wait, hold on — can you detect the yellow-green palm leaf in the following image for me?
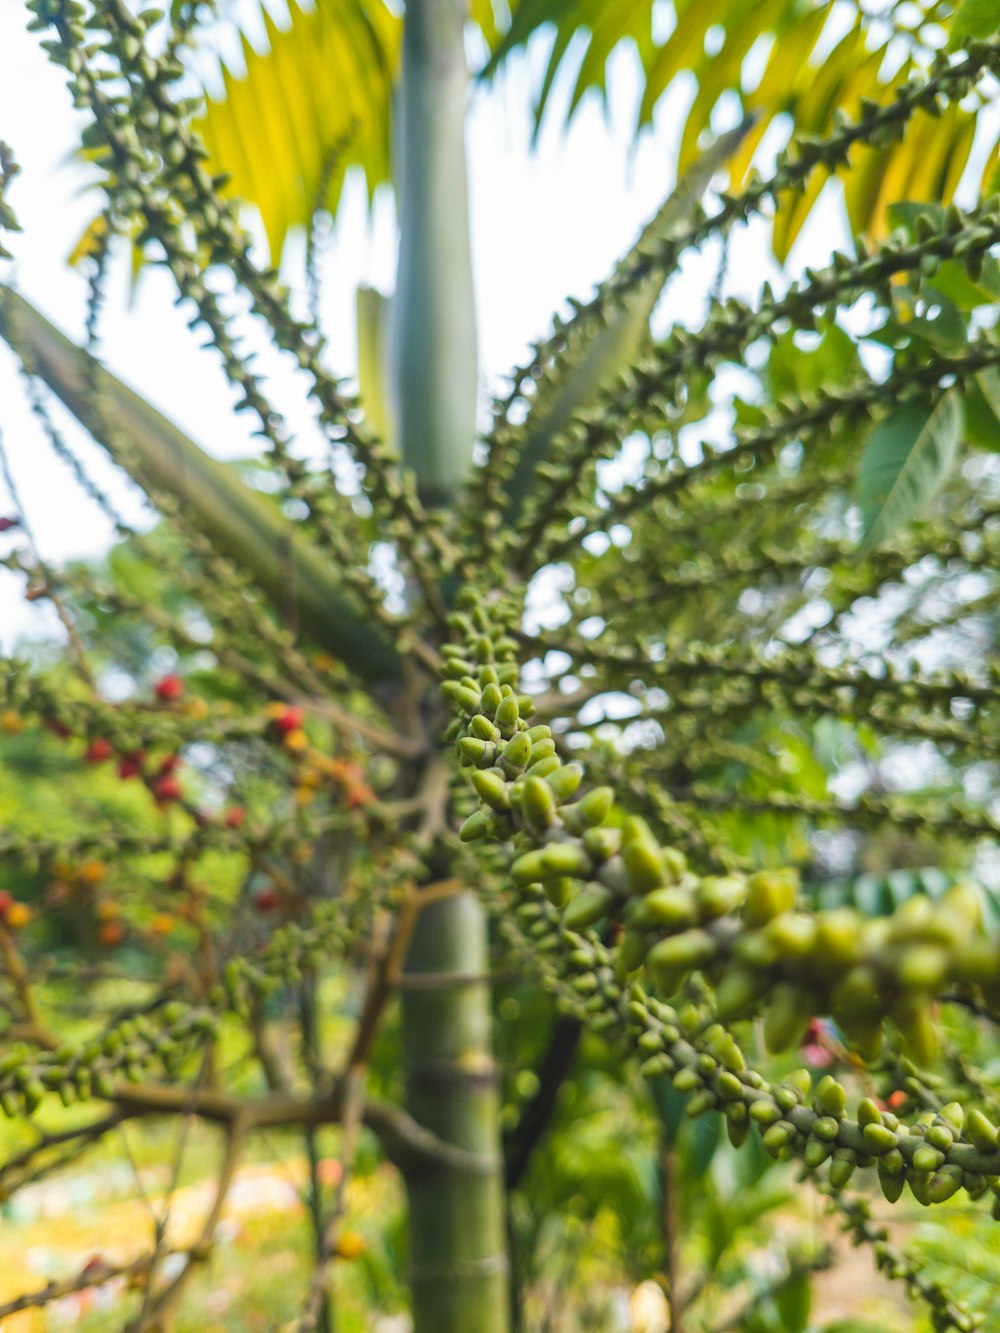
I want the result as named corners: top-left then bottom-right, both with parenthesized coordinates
top-left (196, 0), bottom-right (401, 262)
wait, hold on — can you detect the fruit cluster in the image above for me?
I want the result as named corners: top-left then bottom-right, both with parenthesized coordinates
top-left (444, 593), bottom-right (996, 1070)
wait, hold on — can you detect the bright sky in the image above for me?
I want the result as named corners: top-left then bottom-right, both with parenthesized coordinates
top-left (0, 1), bottom-right (839, 650)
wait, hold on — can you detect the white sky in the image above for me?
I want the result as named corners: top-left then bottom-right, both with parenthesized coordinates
top-left (0, 0), bottom-right (853, 649)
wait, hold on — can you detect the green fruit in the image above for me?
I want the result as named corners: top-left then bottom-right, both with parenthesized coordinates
top-left (762, 982), bottom-right (810, 1054)
top-left (912, 1145), bottom-right (944, 1173)
top-left (470, 713), bottom-right (500, 742)
top-left (582, 827), bottom-right (621, 862)
top-left (750, 1099), bottom-right (779, 1125)
top-left (726, 1116), bottom-right (750, 1147)
top-left (544, 878), bottom-right (572, 909)
top-left (828, 1151), bottom-right (856, 1189)
top-left (640, 887), bottom-right (697, 931)
top-left (525, 756), bottom-right (561, 779)
top-left (494, 695), bottom-right (520, 734)
top-left (863, 1123), bottom-right (899, 1155)
top-left (480, 682), bottom-right (503, 716)
top-left (814, 1075), bottom-right (846, 1119)
top-left (858, 1097), bottom-right (882, 1128)
top-left (896, 944), bottom-right (948, 992)
top-left (804, 1137), bottom-right (833, 1168)
top-left (444, 683), bottom-right (482, 713)
top-left (521, 776), bottom-right (557, 829)
top-left (893, 993), bottom-right (939, 1067)
top-left (471, 769), bottom-right (508, 810)
top-left (939, 1102), bottom-right (965, 1133)
top-left (458, 736), bottom-right (495, 767)
top-left (577, 787), bottom-right (614, 828)
top-left (878, 1169), bottom-right (905, 1203)
top-left (745, 868), bottom-right (798, 925)
top-left (762, 1122), bottom-right (794, 1156)
top-left (967, 1108), bottom-right (998, 1152)
top-left (812, 910), bottom-right (861, 973)
top-left (502, 732), bottom-right (532, 771)
top-left (765, 912), bottom-right (817, 959)
top-left (563, 883), bottom-right (616, 931)
top-left (648, 929), bottom-right (716, 972)
top-left (716, 1070), bottom-right (744, 1102)
top-left (459, 811), bottom-right (489, 842)
top-left (617, 928), bottom-right (650, 974)
top-left (548, 763), bottom-right (584, 801)
top-left (714, 965), bottom-right (768, 1019)
top-left (926, 1167), bottom-right (963, 1204)
top-left (622, 838), bottom-right (665, 894)
top-left (697, 875), bottom-right (746, 920)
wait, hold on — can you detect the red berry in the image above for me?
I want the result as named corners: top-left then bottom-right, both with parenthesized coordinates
top-left (152, 775), bottom-right (183, 804)
top-left (0, 891), bottom-right (12, 918)
top-left (274, 706), bottom-right (305, 735)
top-left (117, 751), bottom-right (145, 780)
top-left (254, 887), bottom-right (279, 913)
top-left (224, 806), bottom-right (246, 829)
top-left (157, 753), bottom-right (180, 775)
top-left (154, 674), bottom-right (184, 702)
top-left (85, 739), bottom-right (114, 763)
top-left (0, 516), bottom-right (19, 533)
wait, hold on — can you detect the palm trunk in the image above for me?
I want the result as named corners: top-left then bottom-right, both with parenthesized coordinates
top-left (389, 0), bottom-right (507, 1326)
top-left (401, 894), bottom-right (508, 1331)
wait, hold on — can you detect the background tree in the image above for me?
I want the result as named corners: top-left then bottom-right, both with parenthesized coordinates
top-left (0, 0), bottom-right (998, 1330)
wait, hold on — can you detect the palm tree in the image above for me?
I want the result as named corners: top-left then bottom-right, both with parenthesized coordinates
top-left (0, 1), bottom-right (999, 1329)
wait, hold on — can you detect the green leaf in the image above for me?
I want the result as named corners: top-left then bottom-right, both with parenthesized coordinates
top-left (950, 0), bottom-right (1000, 45)
top-left (857, 391), bottom-right (962, 547)
top-left (977, 365), bottom-right (1000, 425)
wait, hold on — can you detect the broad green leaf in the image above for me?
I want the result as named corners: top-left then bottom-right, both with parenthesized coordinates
top-left (857, 391), bottom-right (962, 547)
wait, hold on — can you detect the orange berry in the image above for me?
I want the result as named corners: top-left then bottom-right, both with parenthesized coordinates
top-left (346, 783), bottom-right (376, 810)
top-left (96, 899), bottom-right (120, 921)
top-left (150, 914), bottom-right (175, 936)
top-left (334, 1232), bottom-right (367, 1261)
top-left (78, 859), bottom-right (108, 887)
top-left (1, 710), bottom-right (23, 734)
top-left (283, 728), bottom-right (309, 752)
top-left (6, 902), bottom-right (31, 930)
top-left (99, 920), bottom-right (126, 947)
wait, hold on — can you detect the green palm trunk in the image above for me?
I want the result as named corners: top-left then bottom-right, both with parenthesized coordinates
top-left (391, 2), bottom-right (508, 1328)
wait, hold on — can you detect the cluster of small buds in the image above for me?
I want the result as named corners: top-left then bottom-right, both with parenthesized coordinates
top-left (499, 883), bottom-right (1000, 1223)
top-left (443, 593), bottom-right (999, 1070)
top-left (834, 1196), bottom-right (980, 1332)
top-left (0, 1002), bottom-right (217, 1120)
